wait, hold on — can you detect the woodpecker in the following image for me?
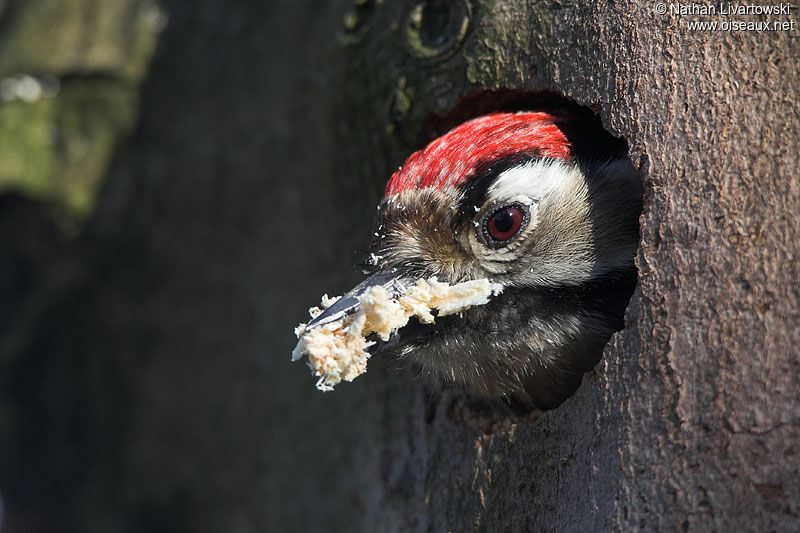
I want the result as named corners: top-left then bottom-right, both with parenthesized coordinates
top-left (305, 111), bottom-right (642, 409)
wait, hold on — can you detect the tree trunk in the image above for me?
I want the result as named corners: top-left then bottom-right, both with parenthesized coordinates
top-left (1, 0), bottom-right (797, 531)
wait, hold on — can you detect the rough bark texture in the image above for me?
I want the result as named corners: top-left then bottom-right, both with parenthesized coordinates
top-left (335, 2), bottom-right (800, 529)
top-left (0, 0), bottom-right (798, 532)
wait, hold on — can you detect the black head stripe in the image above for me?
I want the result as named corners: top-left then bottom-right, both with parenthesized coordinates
top-left (453, 153), bottom-right (565, 228)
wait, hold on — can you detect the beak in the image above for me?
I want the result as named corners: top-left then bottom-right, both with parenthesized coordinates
top-left (293, 265), bottom-right (441, 363)
top-left (298, 265), bottom-right (416, 333)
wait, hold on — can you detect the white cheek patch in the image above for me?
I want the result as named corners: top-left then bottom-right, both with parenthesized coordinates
top-left (488, 159), bottom-right (582, 202)
top-left (468, 159), bottom-right (591, 276)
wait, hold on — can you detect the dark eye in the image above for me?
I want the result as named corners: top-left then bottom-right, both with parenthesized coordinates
top-left (486, 205), bottom-right (525, 242)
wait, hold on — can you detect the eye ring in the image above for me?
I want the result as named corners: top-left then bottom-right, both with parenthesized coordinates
top-left (481, 203), bottom-right (528, 247)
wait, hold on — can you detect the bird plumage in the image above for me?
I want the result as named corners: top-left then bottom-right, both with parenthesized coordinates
top-left (363, 111), bottom-right (642, 408)
top-left (384, 112), bottom-right (572, 196)
top-left (293, 110), bottom-right (642, 408)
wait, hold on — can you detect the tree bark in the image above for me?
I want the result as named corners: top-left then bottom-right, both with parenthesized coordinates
top-left (1, 0), bottom-right (797, 531)
top-left (335, 2), bottom-right (800, 529)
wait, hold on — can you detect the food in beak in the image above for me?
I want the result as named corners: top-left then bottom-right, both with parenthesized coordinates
top-left (292, 277), bottom-right (503, 391)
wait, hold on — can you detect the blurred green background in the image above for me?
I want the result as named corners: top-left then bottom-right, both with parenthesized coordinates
top-left (0, 0), bottom-right (165, 228)
top-left (0, 0), bottom-right (373, 531)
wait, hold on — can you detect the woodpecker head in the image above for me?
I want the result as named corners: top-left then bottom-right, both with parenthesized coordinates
top-left (307, 111), bottom-right (642, 409)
